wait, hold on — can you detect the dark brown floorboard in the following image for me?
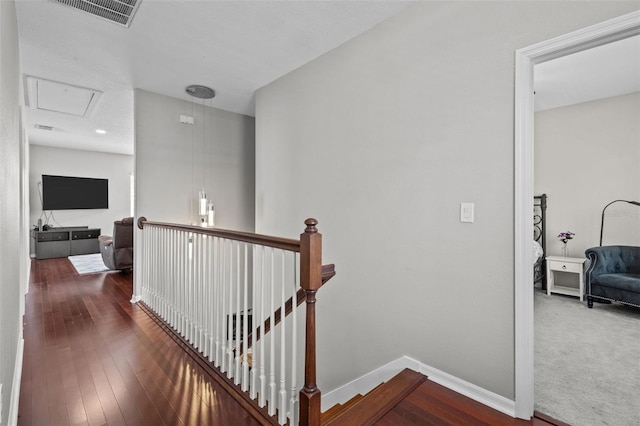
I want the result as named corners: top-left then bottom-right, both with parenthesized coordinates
top-left (18, 258), bottom-right (260, 426)
top-left (376, 379), bottom-right (559, 426)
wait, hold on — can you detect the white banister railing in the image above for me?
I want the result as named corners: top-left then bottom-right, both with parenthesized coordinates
top-left (138, 219), bottom-right (307, 425)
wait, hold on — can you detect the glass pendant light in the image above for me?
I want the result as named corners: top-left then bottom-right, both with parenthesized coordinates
top-left (186, 85), bottom-right (216, 226)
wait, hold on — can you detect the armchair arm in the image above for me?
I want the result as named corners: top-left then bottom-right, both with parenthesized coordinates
top-left (99, 234), bottom-right (116, 270)
top-left (98, 235), bottom-right (113, 247)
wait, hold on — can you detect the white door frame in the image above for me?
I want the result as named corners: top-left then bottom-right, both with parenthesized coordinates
top-left (514, 10), bottom-right (640, 419)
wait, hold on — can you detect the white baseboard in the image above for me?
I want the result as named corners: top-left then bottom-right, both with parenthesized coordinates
top-left (321, 355), bottom-right (515, 418)
top-left (8, 338), bottom-right (24, 426)
top-left (321, 357), bottom-right (415, 412)
top-left (416, 358), bottom-right (516, 417)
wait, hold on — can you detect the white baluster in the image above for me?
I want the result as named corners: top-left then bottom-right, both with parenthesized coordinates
top-left (234, 242), bottom-right (241, 384)
top-left (167, 230), bottom-right (172, 323)
top-left (269, 247), bottom-right (276, 416)
top-left (173, 230), bottom-right (178, 329)
top-left (178, 230), bottom-right (185, 336)
top-left (141, 226), bottom-right (146, 301)
top-left (214, 237), bottom-right (221, 367)
top-left (250, 244), bottom-right (258, 399)
top-left (207, 235), bottom-right (214, 361)
top-left (227, 240), bottom-right (234, 377)
top-left (221, 238), bottom-right (228, 373)
top-left (278, 250), bottom-right (287, 425)
top-left (153, 226), bottom-right (158, 308)
top-left (289, 252), bottom-right (299, 425)
top-left (259, 245), bottom-right (267, 408)
top-left (161, 229), bottom-right (166, 319)
top-left (198, 234), bottom-right (204, 351)
top-left (242, 243), bottom-right (250, 391)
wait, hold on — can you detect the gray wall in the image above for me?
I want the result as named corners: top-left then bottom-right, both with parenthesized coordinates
top-left (0, 0), bottom-right (24, 424)
top-left (134, 89), bottom-right (255, 230)
top-left (255, 2), bottom-right (639, 400)
top-left (535, 92), bottom-right (640, 257)
top-left (29, 145), bottom-right (134, 254)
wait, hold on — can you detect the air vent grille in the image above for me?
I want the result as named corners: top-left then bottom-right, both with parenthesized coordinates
top-left (51, 0), bottom-right (141, 27)
top-left (35, 124), bottom-right (55, 131)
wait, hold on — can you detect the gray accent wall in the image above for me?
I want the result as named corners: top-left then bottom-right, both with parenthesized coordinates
top-left (255, 2), bottom-right (639, 400)
top-left (0, 0), bottom-right (25, 424)
top-left (535, 92), bottom-right (640, 256)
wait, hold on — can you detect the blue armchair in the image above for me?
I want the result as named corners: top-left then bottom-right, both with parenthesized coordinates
top-left (584, 245), bottom-right (640, 308)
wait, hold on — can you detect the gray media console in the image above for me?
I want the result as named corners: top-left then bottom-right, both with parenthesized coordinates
top-left (35, 226), bottom-right (101, 260)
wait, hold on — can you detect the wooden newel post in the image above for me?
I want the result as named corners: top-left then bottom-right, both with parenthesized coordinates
top-left (299, 218), bottom-right (322, 426)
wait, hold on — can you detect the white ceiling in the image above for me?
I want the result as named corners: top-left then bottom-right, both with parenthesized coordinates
top-left (16, 0), bottom-right (413, 155)
top-left (15, 2), bottom-right (640, 156)
top-left (534, 34), bottom-right (640, 112)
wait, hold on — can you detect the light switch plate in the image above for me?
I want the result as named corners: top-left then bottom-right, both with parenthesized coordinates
top-left (179, 114), bottom-right (194, 125)
top-left (460, 202), bottom-right (474, 223)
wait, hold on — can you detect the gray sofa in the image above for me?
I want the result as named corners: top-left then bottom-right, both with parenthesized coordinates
top-left (585, 245), bottom-right (640, 308)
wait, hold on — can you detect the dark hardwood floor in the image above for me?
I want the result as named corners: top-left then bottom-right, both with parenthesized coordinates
top-left (375, 379), bottom-right (559, 425)
top-left (18, 258), bottom-right (260, 426)
top-left (19, 257), bottom-right (560, 426)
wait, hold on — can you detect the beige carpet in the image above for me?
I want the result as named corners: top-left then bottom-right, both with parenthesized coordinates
top-left (534, 288), bottom-right (640, 425)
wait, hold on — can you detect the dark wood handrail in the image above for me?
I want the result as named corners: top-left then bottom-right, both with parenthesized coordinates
top-left (137, 217), bottom-right (301, 252)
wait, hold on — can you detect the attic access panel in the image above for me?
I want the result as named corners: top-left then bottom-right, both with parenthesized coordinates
top-left (24, 76), bottom-right (102, 117)
top-left (50, 0), bottom-right (141, 27)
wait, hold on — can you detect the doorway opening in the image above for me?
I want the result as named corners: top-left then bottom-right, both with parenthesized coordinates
top-left (513, 10), bottom-right (640, 420)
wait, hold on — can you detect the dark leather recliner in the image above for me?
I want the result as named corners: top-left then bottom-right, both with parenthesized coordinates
top-left (99, 217), bottom-right (134, 271)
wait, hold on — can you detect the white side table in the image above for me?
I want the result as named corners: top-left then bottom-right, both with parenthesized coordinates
top-left (545, 256), bottom-right (587, 301)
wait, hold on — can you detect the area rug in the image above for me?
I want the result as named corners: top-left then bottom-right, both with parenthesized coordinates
top-left (534, 288), bottom-right (640, 425)
top-left (68, 253), bottom-right (110, 274)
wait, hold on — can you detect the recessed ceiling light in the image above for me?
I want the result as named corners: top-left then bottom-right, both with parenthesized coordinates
top-left (96, 129), bottom-right (107, 134)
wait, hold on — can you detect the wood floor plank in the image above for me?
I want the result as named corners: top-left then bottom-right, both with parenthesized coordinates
top-left (58, 347), bottom-right (89, 425)
top-left (70, 347), bottom-right (108, 426)
top-left (376, 377), bottom-right (556, 426)
top-left (19, 258), bottom-right (263, 426)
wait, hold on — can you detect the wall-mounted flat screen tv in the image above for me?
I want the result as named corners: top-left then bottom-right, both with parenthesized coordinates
top-left (42, 175), bottom-right (109, 210)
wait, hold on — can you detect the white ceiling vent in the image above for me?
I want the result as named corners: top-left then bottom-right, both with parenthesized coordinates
top-left (24, 76), bottom-right (102, 117)
top-left (50, 0), bottom-right (141, 27)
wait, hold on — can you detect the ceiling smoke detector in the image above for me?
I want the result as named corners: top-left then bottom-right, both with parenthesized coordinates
top-left (50, 0), bottom-right (141, 27)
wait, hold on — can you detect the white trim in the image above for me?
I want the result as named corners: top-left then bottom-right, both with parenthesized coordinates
top-left (321, 356), bottom-right (515, 417)
top-left (130, 294), bottom-right (142, 303)
top-left (514, 37), bottom-right (536, 421)
top-left (321, 357), bottom-right (413, 412)
top-left (9, 338), bottom-right (24, 426)
top-left (418, 360), bottom-right (515, 417)
top-left (513, 10), bottom-right (640, 419)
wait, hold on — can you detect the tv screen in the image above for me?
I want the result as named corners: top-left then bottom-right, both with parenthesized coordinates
top-left (42, 175), bottom-right (109, 210)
